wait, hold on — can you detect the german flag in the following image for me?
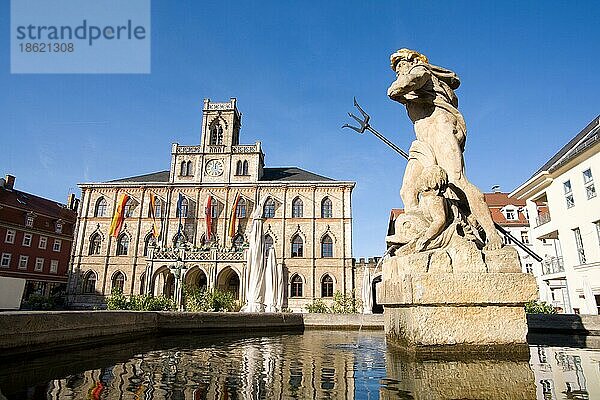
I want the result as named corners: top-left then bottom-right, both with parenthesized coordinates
top-left (108, 194), bottom-right (129, 237)
top-left (228, 193), bottom-right (241, 238)
top-left (149, 193), bottom-right (160, 239)
top-left (205, 195), bottom-right (212, 241)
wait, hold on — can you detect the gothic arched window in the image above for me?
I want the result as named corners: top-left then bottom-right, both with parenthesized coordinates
top-left (236, 198), bottom-right (246, 218)
top-left (177, 197), bottom-right (188, 218)
top-left (321, 197), bottom-right (333, 218)
top-left (321, 274), bottom-right (334, 297)
top-left (83, 271), bottom-right (97, 294)
top-left (263, 198), bottom-right (275, 218)
top-left (210, 124), bottom-right (223, 145)
top-left (236, 160), bottom-right (243, 175)
top-left (291, 235), bottom-right (303, 258)
top-left (321, 234), bottom-right (333, 258)
top-left (123, 198), bottom-right (134, 218)
top-left (88, 233), bottom-right (101, 255)
top-left (116, 234), bottom-right (129, 256)
top-left (292, 197), bottom-right (303, 218)
top-left (180, 161), bottom-right (187, 176)
top-left (143, 233), bottom-right (156, 257)
top-left (290, 274), bottom-right (303, 297)
top-left (242, 160), bottom-right (249, 175)
top-left (187, 160), bottom-right (193, 176)
top-left (112, 271), bottom-right (125, 293)
top-left (95, 197), bottom-right (107, 217)
top-left (265, 234), bottom-right (274, 251)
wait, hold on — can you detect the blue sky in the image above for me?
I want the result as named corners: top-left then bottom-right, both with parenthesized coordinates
top-left (1, 1), bottom-right (599, 257)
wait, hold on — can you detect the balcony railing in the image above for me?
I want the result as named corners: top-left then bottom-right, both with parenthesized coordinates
top-left (542, 256), bottom-right (564, 275)
top-left (536, 212), bottom-right (551, 227)
top-left (149, 246), bottom-right (246, 263)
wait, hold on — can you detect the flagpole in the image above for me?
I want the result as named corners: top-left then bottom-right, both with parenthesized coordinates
top-left (177, 193), bottom-right (183, 247)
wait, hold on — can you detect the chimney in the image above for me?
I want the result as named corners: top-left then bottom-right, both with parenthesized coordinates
top-left (491, 185), bottom-right (501, 193)
top-left (67, 193), bottom-right (80, 211)
top-left (4, 175), bottom-right (15, 190)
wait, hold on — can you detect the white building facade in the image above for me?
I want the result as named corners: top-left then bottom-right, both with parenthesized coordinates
top-left (511, 116), bottom-right (600, 314)
top-left (68, 98), bottom-right (355, 312)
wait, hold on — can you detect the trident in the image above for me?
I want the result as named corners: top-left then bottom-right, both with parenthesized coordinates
top-left (342, 98), bottom-right (409, 160)
top-left (343, 98), bottom-right (542, 262)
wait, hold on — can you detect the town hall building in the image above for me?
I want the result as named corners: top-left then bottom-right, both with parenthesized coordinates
top-left (67, 98), bottom-right (355, 311)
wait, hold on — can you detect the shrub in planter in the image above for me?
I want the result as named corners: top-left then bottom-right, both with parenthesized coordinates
top-left (525, 300), bottom-right (557, 314)
top-left (330, 290), bottom-right (362, 314)
top-left (184, 286), bottom-right (237, 312)
top-left (305, 299), bottom-right (330, 313)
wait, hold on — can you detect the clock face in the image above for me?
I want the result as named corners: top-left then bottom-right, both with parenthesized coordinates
top-left (205, 159), bottom-right (224, 176)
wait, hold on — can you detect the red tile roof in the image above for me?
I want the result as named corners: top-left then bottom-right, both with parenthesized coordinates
top-left (389, 193), bottom-right (529, 227)
top-left (484, 192), bottom-right (528, 226)
top-left (483, 192), bottom-right (526, 207)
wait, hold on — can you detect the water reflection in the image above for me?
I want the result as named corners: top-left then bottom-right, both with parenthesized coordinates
top-left (530, 345), bottom-right (599, 400)
top-left (0, 331), bottom-right (599, 399)
top-left (380, 348), bottom-right (536, 399)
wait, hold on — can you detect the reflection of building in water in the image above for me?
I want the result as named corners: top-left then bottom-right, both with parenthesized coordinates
top-left (43, 331), bottom-right (376, 399)
top-left (530, 345), bottom-right (600, 400)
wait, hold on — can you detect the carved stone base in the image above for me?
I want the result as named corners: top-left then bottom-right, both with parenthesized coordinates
top-left (378, 250), bottom-right (538, 352)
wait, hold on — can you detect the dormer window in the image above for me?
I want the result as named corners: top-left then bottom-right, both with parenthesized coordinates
top-left (501, 206), bottom-right (517, 221)
top-left (55, 220), bottom-right (63, 234)
top-left (25, 213), bottom-right (35, 228)
top-left (520, 207), bottom-right (529, 220)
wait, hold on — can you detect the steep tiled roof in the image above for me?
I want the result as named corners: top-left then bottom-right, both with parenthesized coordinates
top-left (484, 192), bottom-right (528, 226)
top-left (108, 171), bottom-right (170, 183)
top-left (106, 167), bottom-right (337, 183)
top-left (0, 188), bottom-right (76, 221)
top-left (484, 192), bottom-right (525, 207)
top-left (260, 167), bottom-right (334, 182)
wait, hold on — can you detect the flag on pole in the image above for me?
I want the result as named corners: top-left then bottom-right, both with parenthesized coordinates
top-left (205, 195), bottom-right (212, 241)
top-left (149, 193), bottom-right (160, 239)
top-left (229, 193), bottom-right (241, 238)
top-left (109, 194), bottom-right (129, 238)
top-left (176, 193), bottom-right (184, 242)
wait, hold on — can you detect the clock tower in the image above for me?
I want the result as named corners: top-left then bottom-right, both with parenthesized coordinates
top-left (170, 98), bottom-right (264, 184)
top-left (200, 97), bottom-right (241, 149)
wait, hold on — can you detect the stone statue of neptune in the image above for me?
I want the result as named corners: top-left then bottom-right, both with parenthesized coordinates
top-left (386, 48), bottom-right (503, 252)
